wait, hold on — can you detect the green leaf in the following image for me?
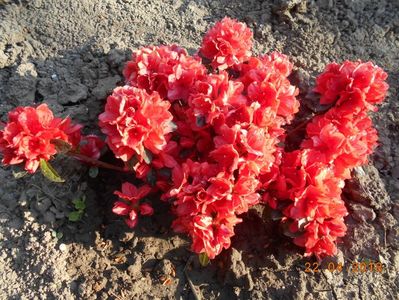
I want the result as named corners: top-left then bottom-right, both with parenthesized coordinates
top-left (40, 159), bottom-right (65, 183)
top-left (199, 252), bottom-right (210, 267)
top-left (52, 230), bottom-right (63, 239)
top-left (51, 139), bottom-right (72, 154)
top-left (68, 211), bottom-right (82, 222)
top-left (72, 198), bottom-right (86, 211)
top-left (89, 167), bottom-right (99, 178)
top-left (143, 148), bottom-right (153, 164)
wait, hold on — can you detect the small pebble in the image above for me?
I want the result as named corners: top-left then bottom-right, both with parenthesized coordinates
top-left (18, 191), bottom-right (27, 207)
top-left (59, 243), bottom-right (67, 252)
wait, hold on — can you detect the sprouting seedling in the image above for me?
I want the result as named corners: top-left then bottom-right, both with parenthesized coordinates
top-left (51, 230), bottom-right (63, 240)
top-left (68, 195), bottom-right (86, 222)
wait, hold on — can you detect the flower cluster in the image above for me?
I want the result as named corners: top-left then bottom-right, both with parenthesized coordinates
top-left (0, 18), bottom-right (388, 261)
top-left (0, 104), bottom-right (105, 173)
top-left (314, 60), bottom-right (388, 107)
top-left (0, 104), bottom-right (78, 173)
top-left (200, 17), bottom-right (253, 70)
top-left (100, 17), bottom-right (299, 259)
top-left (98, 86), bottom-right (174, 161)
top-left (123, 45), bottom-right (206, 101)
top-left (268, 61), bottom-right (388, 258)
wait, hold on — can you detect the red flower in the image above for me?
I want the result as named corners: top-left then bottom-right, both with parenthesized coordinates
top-left (261, 52), bottom-right (294, 77)
top-left (139, 203), bottom-right (154, 215)
top-left (78, 135), bottom-right (105, 160)
top-left (0, 104), bottom-right (81, 173)
top-left (58, 118), bottom-right (83, 149)
top-left (209, 144), bottom-right (239, 173)
top-left (213, 124), bottom-right (239, 148)
top-left (123, 45), bottom-right (206, 101)
top-left (171, 169), bottom-right (244, 259)
top-left (112, 201), bottom-right (140, 229)
top-left (189, 212), bottom-right (242, 259)
top-left (169, 153), bottom-right (264, 259)
top-left (206, 176), bottom-right (233, 199)
top-left (125, 209), bottom-right (139, 228)
top-left (112, 201), bottom-right (131, 215)
top-left (272, 148), bottom-right (349, 258)
top-left (314, 61), bottom-right (388, 107)
top-left (99, 86), bottom-right (174, 161)
top-left (233, 173), bottom-right (260, 214)
top-left (114, 182), bottom-right (151, 202)
top-left (271, 150), bottom-right (307, 200)
top-left (240, 54), bottom-right (299, 123)
top-left (286, 185), bottom-right (347, 221)
top-left (151, 140), bottom-right (179, 169)
top-left (113, 182), bottom-right (153, 228)
top-left (269, 60), bottom-right (388, 258)
top-left (1, 20), bottom-right (391, 262)
top-left (302, 109), bottom-right (378, 177)
top-left (293, 218), bottom-right (347, 258)
top-left (200, 17), bottom-right (253, 70)
top-left (187, 72), bottom-right (244, 128)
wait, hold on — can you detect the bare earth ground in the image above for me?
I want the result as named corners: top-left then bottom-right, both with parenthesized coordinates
top-left (0, 0), bottom-right (398, 299)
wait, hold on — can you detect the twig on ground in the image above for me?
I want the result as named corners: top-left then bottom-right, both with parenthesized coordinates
top-left (109, 290), bottom-right (125, 300)
top-left (383, 227), bottom-right (387, 248)
top-left (30, 183), bottom-right (62, 202)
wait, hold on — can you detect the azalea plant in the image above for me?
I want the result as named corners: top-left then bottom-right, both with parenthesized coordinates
top-left (0, 18), bottom-right (388, 261)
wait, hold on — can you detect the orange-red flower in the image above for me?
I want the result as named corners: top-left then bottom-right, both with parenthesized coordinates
top-left (239, 54), bottom-right (299, 124)
top-left (187, 71), bottom-right (244, 128)
top-left (200, 17), bottom-right (253, 70)
top-left (113, 182), bottom-right (153, 228)
top-left (78, 135), bottom-right (105, 160)
top-left (114, 182), bottom-right (152, 202)
top-left (269, 60), bottom-right (388, 258)
top-left (314, 60), bottom-right (388, 107)
top-left (124, 45), bottom-right (206, 101)
top-left (302, 110), bottom-right (378, 179)
top-left (270, 148), bottom-right (349, 258)
top-left (0, 104), bottom-right (81, 173)
top-left (293, 218), bottom-right (347, 258)
top-left (99, 86), bottom-right (174, 162)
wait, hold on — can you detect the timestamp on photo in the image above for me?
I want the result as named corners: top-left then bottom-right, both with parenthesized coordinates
top-left (304, 261), bottom-right (385, 274)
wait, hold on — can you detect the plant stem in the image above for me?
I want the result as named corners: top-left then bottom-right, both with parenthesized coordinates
top-left (287, 118), bottom-right (310, 137)
top-left (287, 105), bottom-right (332, 138)
top-left (66, 151), bottom-right (130, 172)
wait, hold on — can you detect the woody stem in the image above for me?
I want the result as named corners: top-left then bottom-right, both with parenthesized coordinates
top-left (287, 104), bottom-right (333, 138)
top-left (287, 118), bottom-right (310, 137)
top-left (66, 151), bottom-right (130, 172)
